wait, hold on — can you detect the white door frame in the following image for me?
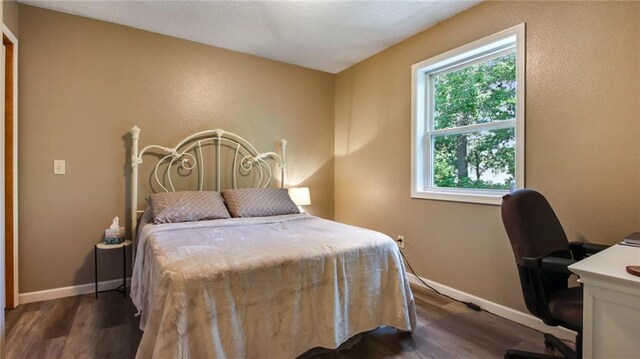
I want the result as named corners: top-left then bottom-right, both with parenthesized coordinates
top-left (2, 24), bottom-right (18, 307)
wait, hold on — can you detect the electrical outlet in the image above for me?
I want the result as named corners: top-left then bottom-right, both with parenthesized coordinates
top-left (396, 235), bottom-right (405, 248)
top-left (53, 160), bottom-right (66, 175)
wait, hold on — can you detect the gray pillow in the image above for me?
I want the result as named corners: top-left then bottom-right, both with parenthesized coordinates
top-left (148, 191), bottom-right (231, 224)
top-left (221, 188), bottom-right (300, 218)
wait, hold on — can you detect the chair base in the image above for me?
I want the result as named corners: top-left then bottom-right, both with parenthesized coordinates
top-left (505, 333), bottom-right (580, 359)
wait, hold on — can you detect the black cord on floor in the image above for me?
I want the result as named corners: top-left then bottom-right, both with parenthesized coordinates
top-left (399, 249), bottom-right (481, 312)
top-left (400, 249), bottom-right (578, 346)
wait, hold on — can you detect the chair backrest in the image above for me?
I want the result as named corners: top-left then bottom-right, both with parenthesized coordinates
top-left (501, 189), bottom-right (571, 323)
top-left (501, 189), bottom-right (569, 264)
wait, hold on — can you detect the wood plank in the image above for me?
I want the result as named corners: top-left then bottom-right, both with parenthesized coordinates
top-left (4, 311), bottom-right (41, 358)
top-left (95, 324), bottom-right (132, 359)
top-left (4, 299), bottom-right (27, 331)
top-left (4, 300), bottom-right (54, 358)
top-left (58, 296), bottom-right (102, 358)
top-left (97, 292), bottom-right (129, 329)
top-left (40, 295), bottom-right (81, 339)
top-left (26, 337), bottom-right (67, 359)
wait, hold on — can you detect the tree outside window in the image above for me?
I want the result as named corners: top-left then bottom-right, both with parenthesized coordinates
top-left (432, 52), bottom-right (516, 190)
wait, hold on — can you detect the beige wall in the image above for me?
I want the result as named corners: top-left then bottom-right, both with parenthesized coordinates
top-left (335, 1), bottom-right (640, 311)
top-left (16, 1), bottom-right (640, 314)
top-left (3, 0), bottom-right (18, 37)
top-left (18, 5), bottom-right (334, 293)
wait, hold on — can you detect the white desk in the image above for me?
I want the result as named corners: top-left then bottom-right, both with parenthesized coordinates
top-left (569, 244), bottom-right (640, 359)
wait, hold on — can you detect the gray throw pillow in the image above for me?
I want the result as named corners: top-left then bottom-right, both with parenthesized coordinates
top-left (221, 188), bottom-right (300, 218)
top-left (148, 191), bottom-right (231, 224)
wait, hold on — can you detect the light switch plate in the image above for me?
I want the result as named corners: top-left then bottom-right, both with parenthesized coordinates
top-left (53, 160), bottom-right (65, 175)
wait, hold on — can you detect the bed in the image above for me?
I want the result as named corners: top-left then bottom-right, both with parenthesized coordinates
top-left (128, 126), bottom-right (416, 358)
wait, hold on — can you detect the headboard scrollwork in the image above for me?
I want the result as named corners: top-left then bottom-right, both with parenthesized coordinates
top-left (129, 125), bottom-right (287, 245)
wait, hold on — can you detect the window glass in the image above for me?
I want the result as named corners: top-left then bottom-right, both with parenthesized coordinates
top-left (432, 128), bottom-right (515, 190)
top-left (433, 52), bottom-right (516, 130)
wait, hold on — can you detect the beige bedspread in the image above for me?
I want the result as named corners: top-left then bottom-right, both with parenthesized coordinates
top-left (131, 213), bottom-right (416, 358)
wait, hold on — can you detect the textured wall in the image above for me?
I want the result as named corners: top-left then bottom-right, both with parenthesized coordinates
top-left (335, 1), bottom-right (640, 311)
top-left (16, 1), bottom-right (640, 313)
top-left (18, 5), bottom-right (334, 292)
top-left (3, 0), bottom-right (18, 37)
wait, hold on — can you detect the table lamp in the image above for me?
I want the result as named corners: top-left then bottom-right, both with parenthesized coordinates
top-left (288, 187), bottom-right (311, 212)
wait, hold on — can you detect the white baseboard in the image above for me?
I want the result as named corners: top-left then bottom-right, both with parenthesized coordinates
top-left (18, 278), bottom-right (131, 305)
top-left (406, 273), bottom-right (576, 341)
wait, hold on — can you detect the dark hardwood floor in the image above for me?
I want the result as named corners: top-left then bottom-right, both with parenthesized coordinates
top-left (4, 286), bottom-right (565, 358)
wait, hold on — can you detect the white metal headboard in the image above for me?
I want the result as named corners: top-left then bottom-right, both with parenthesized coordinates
top-left (129, 126), bottom-right (287, 240)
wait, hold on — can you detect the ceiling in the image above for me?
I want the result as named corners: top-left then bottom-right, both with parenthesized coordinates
top-left (19, 0), bottom-right (482, 73)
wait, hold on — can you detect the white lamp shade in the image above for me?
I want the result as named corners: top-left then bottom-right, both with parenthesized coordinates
top-left (288, 187), bottom-right (311, 206)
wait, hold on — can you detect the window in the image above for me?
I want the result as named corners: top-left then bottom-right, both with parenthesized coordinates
top-left (411, 24), bottom-right (525, 205)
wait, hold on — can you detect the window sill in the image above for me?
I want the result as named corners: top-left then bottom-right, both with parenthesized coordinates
top-left (411, 189), bottom-right (507, 206)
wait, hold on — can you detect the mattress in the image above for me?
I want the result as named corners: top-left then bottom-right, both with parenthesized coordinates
top-left (131, 213), bottom-right (416, 358)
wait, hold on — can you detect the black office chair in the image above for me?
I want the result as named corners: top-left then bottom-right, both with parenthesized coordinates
top-left (501, 189), bottom-right (607, 359)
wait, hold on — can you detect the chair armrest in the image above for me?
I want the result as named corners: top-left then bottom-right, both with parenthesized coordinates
top-left (540, 257), bottom-right (576, 274)
top-left (523, 256), bottom-right (576, 275)
top-left (569, 241), bottom-right (609, 260)
top-left (582, 243), bottom-right (608, 255)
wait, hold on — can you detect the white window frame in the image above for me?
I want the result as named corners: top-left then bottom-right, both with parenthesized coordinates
top-left (411, 24), bottom-right (525, 205)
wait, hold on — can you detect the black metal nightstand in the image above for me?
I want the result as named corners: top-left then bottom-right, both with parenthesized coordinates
top-left (94, 240), bottom-right (132, 298)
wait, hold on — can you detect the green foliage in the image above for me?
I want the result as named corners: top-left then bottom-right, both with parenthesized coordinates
top-left (431, 52), bottom-right (516, 190)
